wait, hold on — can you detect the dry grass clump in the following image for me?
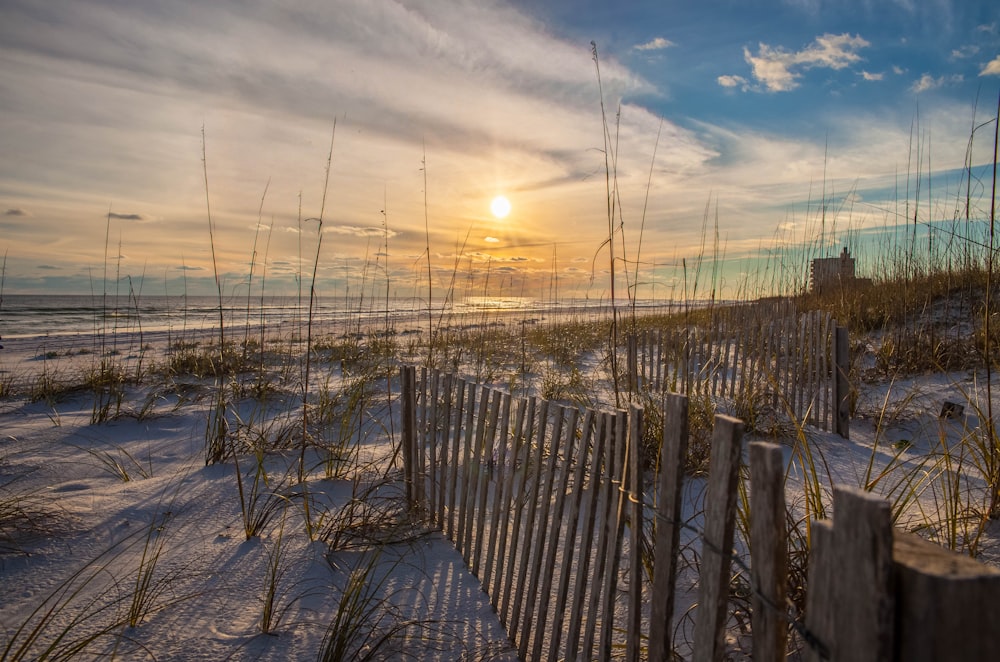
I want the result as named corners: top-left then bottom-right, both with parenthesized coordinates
top-left (0, 484), bottom-right (65, 554)
top-left (797, 264), bottom-right (994, 377)
top-left (526, 318), bottom-right (607, 368)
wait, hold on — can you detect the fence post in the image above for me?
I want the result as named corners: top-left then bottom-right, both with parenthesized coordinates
top-left (803, 519), bottom-right (834, 662)
top-left (648, 393), bottom-right (690, 662)
top-left (833, 486), bottom-right (895, 661)
top-left (400, 365), bottom-right (416, 507)
top-left (692, 414), bottom-right (745, 662)
top-left (749, 442), bottom-right (788, 662)
top-left (626, 404), bottom-right (644, 662)
top-left (626, 332), bottom-right (638, 393)
top-left (834, 325), bottom-right (850, 439)
top-left (893, 530), bottom-right (1000, 660)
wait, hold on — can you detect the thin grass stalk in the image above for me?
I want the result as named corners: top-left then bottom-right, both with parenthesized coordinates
top-left (300, 121), bottom-right (337, 487)
top-left (202, 126), bottom-right (229, 466)
top-left (421, 141), bottom-right (434, 366)
top-left (591, 41), bottom-right (622, 408)
top-left (987, 90), bottom-right (1000, 518)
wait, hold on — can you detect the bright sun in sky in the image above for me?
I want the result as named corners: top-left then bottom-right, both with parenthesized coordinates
top-left (490, 195), bottom-right (511, 219)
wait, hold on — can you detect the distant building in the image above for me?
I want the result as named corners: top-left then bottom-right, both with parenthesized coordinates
top-left (811, 247), bottom-right (868, 293)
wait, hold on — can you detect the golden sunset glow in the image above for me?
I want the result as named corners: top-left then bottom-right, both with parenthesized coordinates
top-left (490, 195), bottom-right (511, 219)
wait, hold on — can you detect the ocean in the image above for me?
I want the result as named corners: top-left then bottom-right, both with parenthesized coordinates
top-left (0, 294), bottom-right (666, 341)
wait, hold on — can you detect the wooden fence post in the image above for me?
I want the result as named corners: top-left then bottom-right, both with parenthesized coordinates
top-left (833, 486), bottom-right (895, 661)
top-left (834, 325), bottom-right (850, 439)
top-left (893, 531), bottom-right (1000, 660)
top-left (625, 404), bottom-right (644, 662)
top-left (400, 365), bottom-right (416, 506)
top-left (692, 414), bottom-right (745, 662)
top-left (749, 442), bottom-right (788, 662)
top-left (648, 393), bottom-right (690, 662)
top-left (803, 519), bottom-right (834, 662)
top-left (627, 333), bottom-right (638, 393)
top-left (566, 412), bottom-right (608, 661)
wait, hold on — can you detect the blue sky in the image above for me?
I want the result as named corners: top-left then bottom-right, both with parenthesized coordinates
top-left (0, 0), bottom-right (998, 299)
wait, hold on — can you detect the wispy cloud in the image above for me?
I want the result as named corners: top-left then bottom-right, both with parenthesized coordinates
top-left (911, 72), bottom-right (964, 92)
top-left (717, 74), bottom-right (749, 90)
top-left (861, 70), bottom-right (883, 81)
top-left (107, 212), bottom-right (146, 221)
top-left (981, 56), bottom-right (1000, 76)
top-left (739, 33), bottom-right (870, 92)
top-left (4, 208), bottom-right (29, 216)
top-left (326, 225), bottom-right (399, 239)
top-left (634, 37), bottom-right (675, 51)
top-left (950, 45), bottom-right (980, 60)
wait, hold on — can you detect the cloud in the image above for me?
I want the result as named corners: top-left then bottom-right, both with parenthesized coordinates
top-left (4, 208), bottom-right (29, 216)
top-left (860, 70), bottom-right (883, 81)
top-left (484, 236), bottom-right (500, 243)
top-left (634, 37), bottom-right (675, 51)
top-left (326, 224), bottom-right (399, 238)
top-left (892, 65), bottom-right (906, 75)
top-left (950, 45), bottom-right (980, 60)
top-left (741, 33), bottom-right (870, 92)
top-left (981, 56), bottom-right (1000, 77)
top-left (107, 212), bottom-right (145, 221)
top-left (910, 73), bottom-right (963, 92)
top-left (717, 74), bottom-right (749, 90)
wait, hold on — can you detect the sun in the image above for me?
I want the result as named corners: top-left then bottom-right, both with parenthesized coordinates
top-left (490, 195), bottom-right (511, 219)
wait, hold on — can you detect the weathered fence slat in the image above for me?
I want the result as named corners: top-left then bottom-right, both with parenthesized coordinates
top-left (835, 325), bottom-right (850, 438)
top-left (549, 409), bottom-right (595, 661)
top-left (625, 404), bottom-right (644, 662)
top-left (437, 372), bottom-right (453, 527)
top-left (531, 407), bottom-right (580, 661)
top-left (499, 396), bottom-right (536, 627)
top-left (428, 369), bottom-right (439, 517)
top-left (519, 405), bottom-right (566, 659)
top-left (418, 366), bottom-right (428, 504)
top-left (566, 413), bottom-right (607, 661)
top-left (648, 393), bottom-right (689, 662)
top-left (599, 411), bottom-right (629, 659)
top-left (399, 366), bottom-right (416, 503)
top-left (893, 530), bottom-right (1000, 661)
top-left (832, 486), bottom-right (895, 662)
top-left (583, 411), bottom-right (617, 657)
top-left (692, 415), bottom-right (745, 662)
top-left (482, 391), bottom-right (512, 597)
top-left (749, 441), bottom-right (788, 662)
top-left (509, 398), bottom-right (549, 642)
top-left (462, 385), bottom-right (489, 563)
top-left (804, 519), bottom-right (834, 662)
top-left (491, 396), bottom-right (526, 611)
top-left (456, 382), bottom-right (477, 559)
top-left (446, 378), bottom-right (466, 538)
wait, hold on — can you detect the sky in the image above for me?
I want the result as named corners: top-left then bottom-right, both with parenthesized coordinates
top-left (1, 0), bottom-right (998, 302)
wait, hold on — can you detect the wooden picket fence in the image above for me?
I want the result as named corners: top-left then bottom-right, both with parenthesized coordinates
top-left (626, 302), bottom-right (850, 438)
top-left (400, 366), bottom-right (645, 660)
top-left (400, 366), bottom-right (1000, 661)
top-left (400, 366), bottom-right (754, 660)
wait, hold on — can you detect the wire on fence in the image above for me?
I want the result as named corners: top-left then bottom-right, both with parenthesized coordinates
top-left (645, 498), bottom-right (831, 660)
